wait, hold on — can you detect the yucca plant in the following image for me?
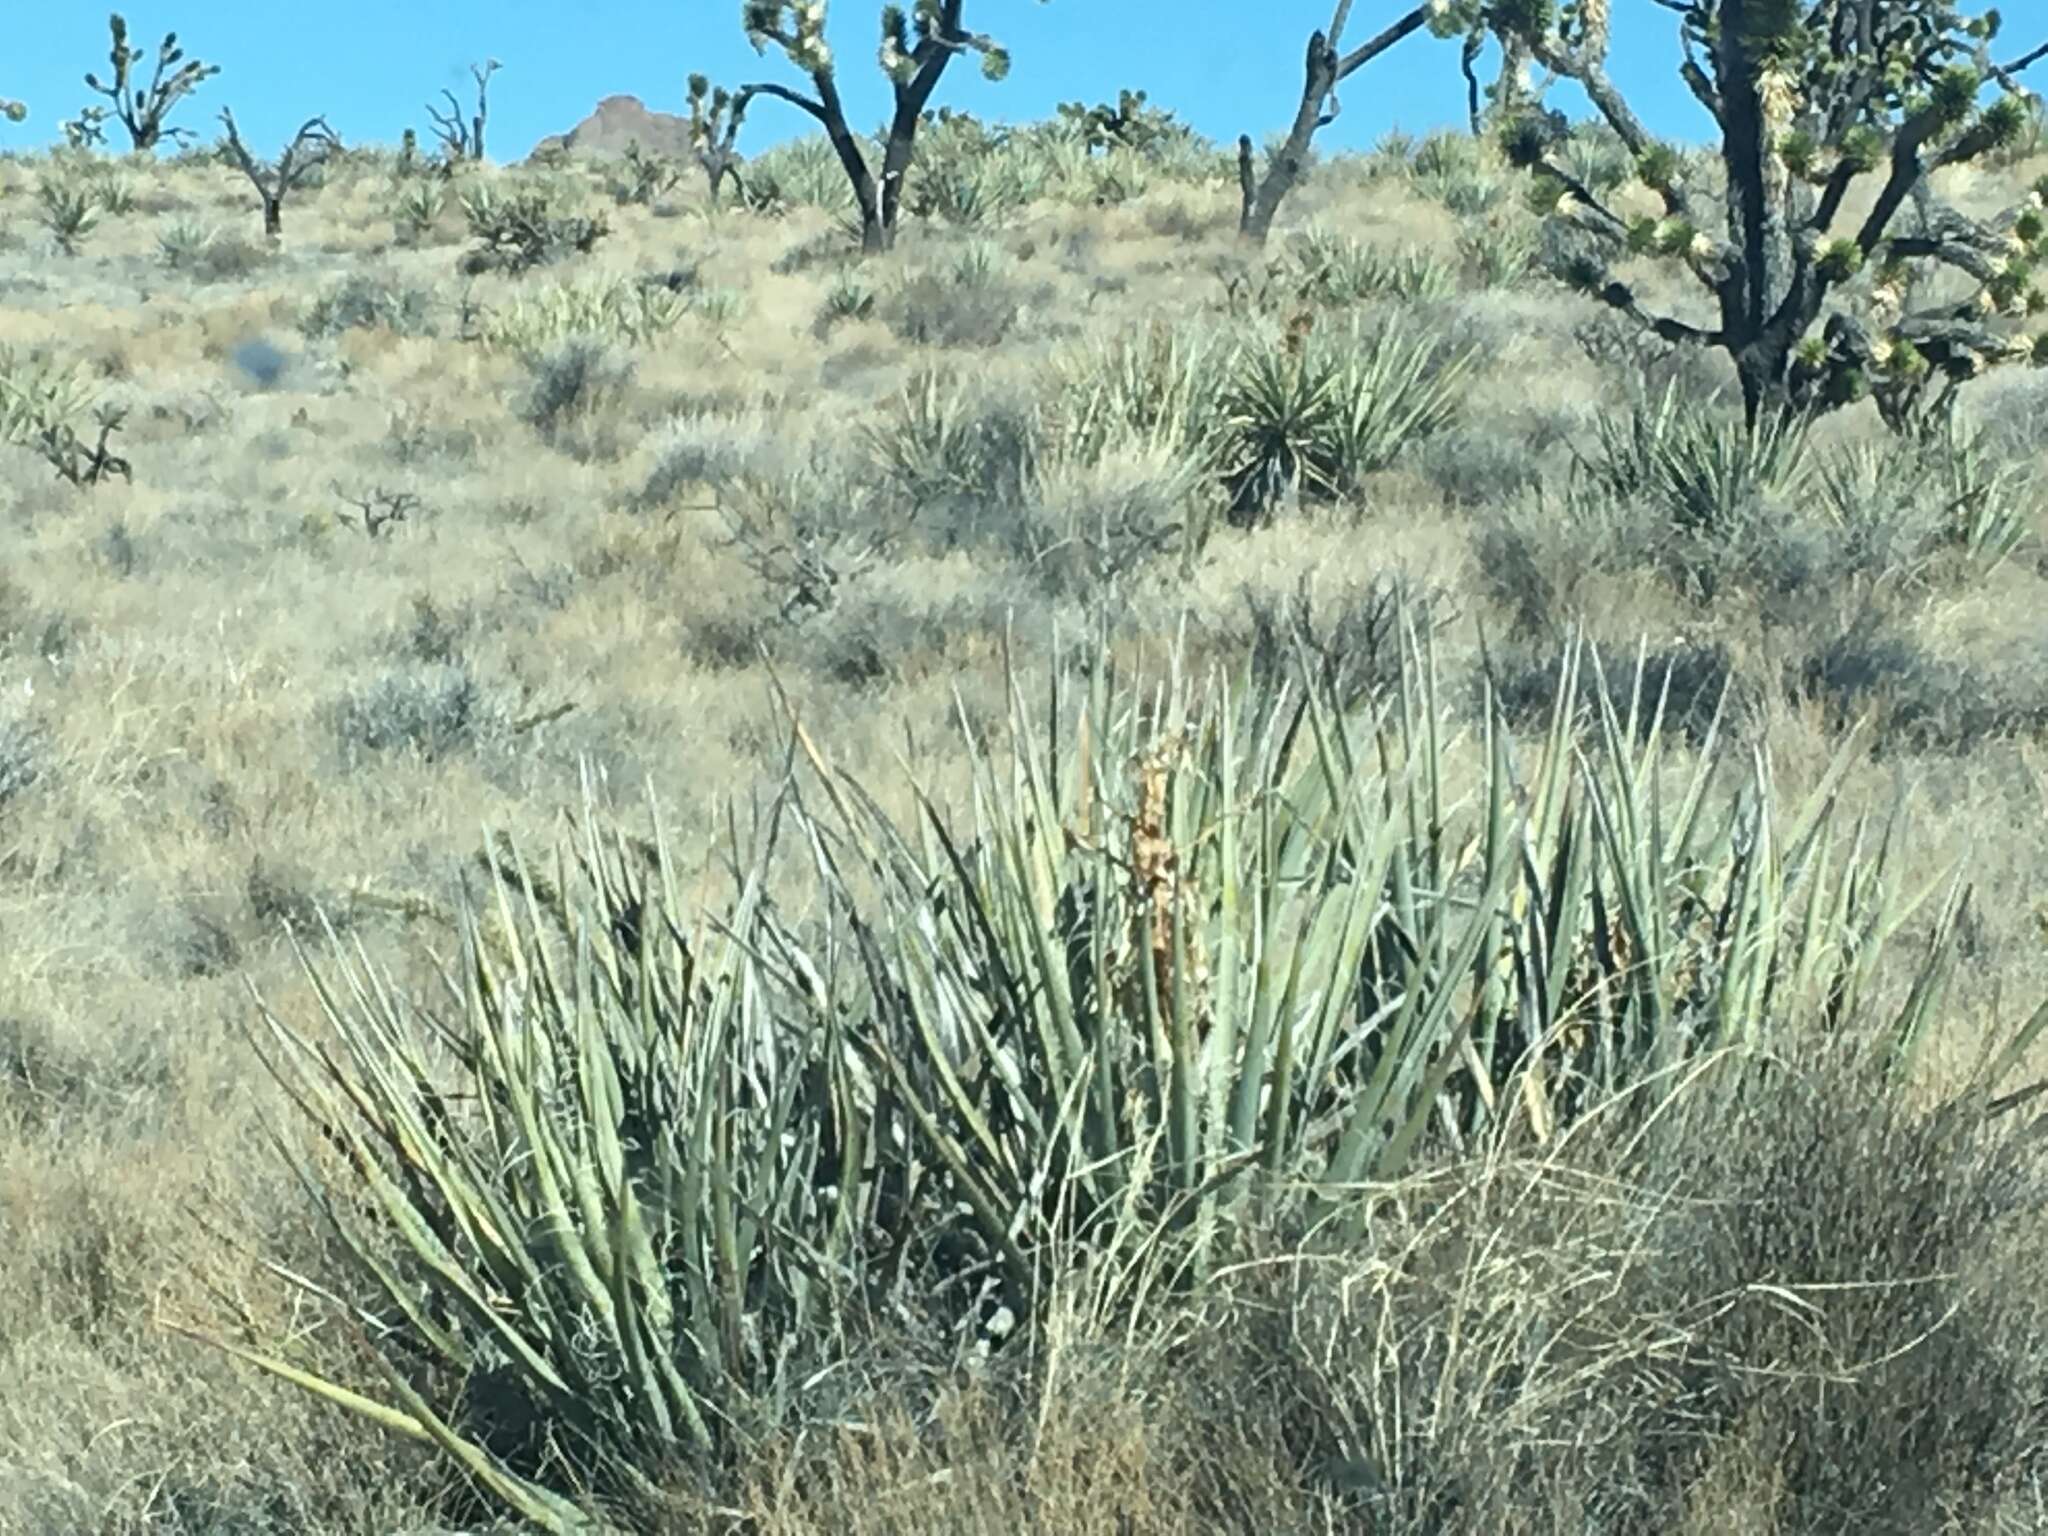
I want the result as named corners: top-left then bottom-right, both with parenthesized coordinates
top-left (1814, 419), bottom-right (2032, 579)
top-left (773, 620), bottom-right (1977, 1306)
top-left (36, 174), bottom-right (101, 254)
top-left (0, 343), bottom-right (97, 446)
top-left (89, 165), bottom-right (137, 216)
top-left (170, 783), bottom-right (872, 1533)
top-left (1040, 317), bottom-right (1230, 476)
top-left (474, 275), bottom-right (690, 353)
top-left (1217, 313), bottom-right (1471, 521)
top-left (1922, 418), bottom-right (2032, 571)
top-left (1288, 225), bottom-right (1459, 306)
top-left (819, 271), bottom-right (877, 326)
top-left (1578, 381), bottom-right (1814, 538)
top-left (390, 177), bottom-right (448, 245)
top-left (176, 621), bottom-right (2023, 1535)
top-left (1216, 340), bottom-right (1334, 519)
top-left (1459, 214), bottom-right (1541, 288)
top-left (155, 216), bottom-right (211, 270)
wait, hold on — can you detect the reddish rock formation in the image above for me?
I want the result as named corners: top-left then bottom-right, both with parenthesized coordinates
top-left (525, 94), bottom-right (694, 164)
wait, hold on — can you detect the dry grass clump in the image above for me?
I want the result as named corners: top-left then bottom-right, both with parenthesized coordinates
top-left (699, 1040), bottom-right (2048, 1535)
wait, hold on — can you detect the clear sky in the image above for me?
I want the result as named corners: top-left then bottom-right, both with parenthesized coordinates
top-left (1, 3), bottom-right (1719, 161)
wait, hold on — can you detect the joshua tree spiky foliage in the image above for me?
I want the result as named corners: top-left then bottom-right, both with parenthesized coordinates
top-left (216, 108), bottom-right (339, 238)
top-left (1237, 0), bottom-right (1500, 244)
top-left (427, 57), bottom-right (500, 163)
top-left (0, 97), bottom-right (25, 125)
top-left (82, 13), bottom-right (219, 152)
top-left (734, 0), bottom-right (1046, 254)
top-left (1485, 0), bottom-right (2048, 432)
top-left (686, 71), bottom-right (751, 207)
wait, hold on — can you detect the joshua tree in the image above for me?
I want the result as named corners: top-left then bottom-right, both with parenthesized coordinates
top-left (1484, 0), bottom-right (2048, 432)
top-left (733, 0), bottom-right (1045, 254)
top-left (216, 107), bottom-right (340, 238)
top-left (686, 72), bottom-right (751, 206)
top-left (1237, 0), bottom-right (1500, 244)
top-left (1, 98), bottom-right (25, 125)
top-left (427, 58), bottom-right (500, 162)
top-left (82, 13), bottom-right (219, 151)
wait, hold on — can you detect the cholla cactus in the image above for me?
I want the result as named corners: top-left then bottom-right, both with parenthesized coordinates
top-left (1485, 0), bottom-right (2048, 433)
top-left (1056, 89), bottom-right (1192, 155)
top-left (82, 13), bottom-right (221, 151)
top-left (734, 0), bottom-right (1044, 254)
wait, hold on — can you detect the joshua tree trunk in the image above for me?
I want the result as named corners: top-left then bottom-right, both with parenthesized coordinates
top-left (736, 0), bottom-right (1030, 256)
top-left (1237, 0), bottom-right (1436, 245)
top-left (1489, 0), bottom-right (2048, 431)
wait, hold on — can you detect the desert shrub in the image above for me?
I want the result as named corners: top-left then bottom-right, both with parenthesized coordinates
top-left (1798, 608), bottom-right (2048, 756)
top-left (1225, 569), bottom-right (1445, 709)
top-left (457, 179), bottom-right (608, 275)
top-left (1615, 1044), bottom-right (2048, 1532)
top-left (1010, 439), bottom-right (1216, 597)
top-left (185, 230), bottom-right (270, 282)
top-left (331, 662), bottom-right (484, 762)
top-left (717, 440), bottom-right (913, 625)
top-left (0, 709), bottom-right (39, 807)
top-left (1162, 1043), bottom-right (2048, 1533)
top-left (518, 334), bottom-right (635, 440)
top-left (1411, 415), bottom-right (1560, 509)
top-left (879, 241), bottom-right (1034, 349)
top-left (298, 274), bottom-right (437, 338)
top-left (771, 228), bottom-right (861, 276)
top-left (636, 407), bottom-right (781, 509)
top-left (1482, 633), bottom-right (1744, 746)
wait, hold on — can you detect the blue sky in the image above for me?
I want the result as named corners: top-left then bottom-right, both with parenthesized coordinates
top-left (2, 3), bottom-right (1719, 160)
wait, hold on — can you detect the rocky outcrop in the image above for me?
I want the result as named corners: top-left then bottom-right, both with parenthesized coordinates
top-left (525, 94), bottom-right (693, 164)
